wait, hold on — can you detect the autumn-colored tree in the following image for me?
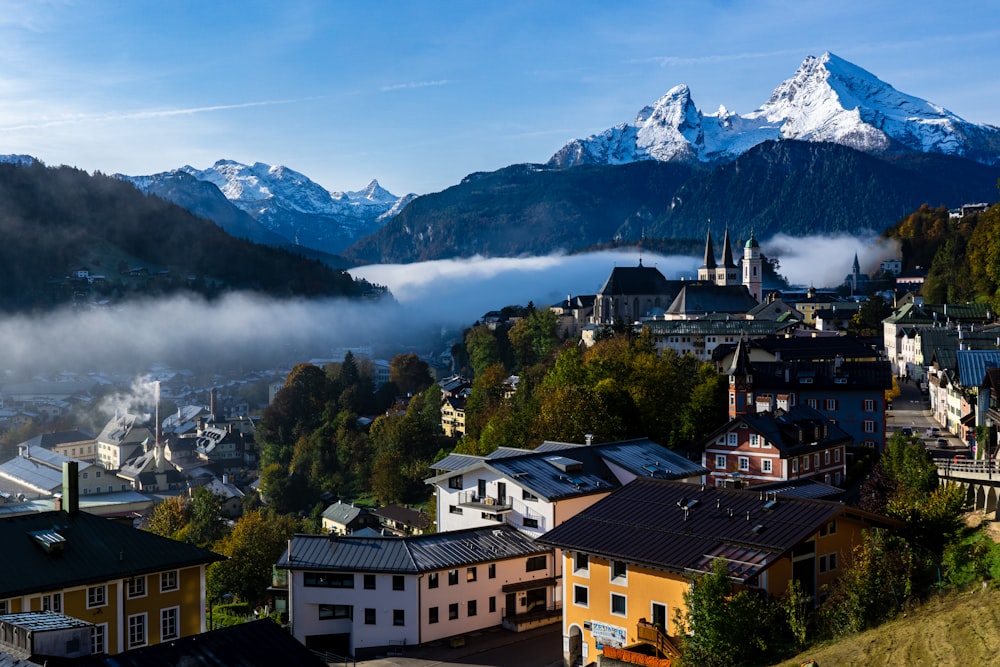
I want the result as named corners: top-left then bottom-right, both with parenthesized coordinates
top-left (146, 495), bottom-right (188, 540)
top-left (207, 510), bottom-right (300, 605)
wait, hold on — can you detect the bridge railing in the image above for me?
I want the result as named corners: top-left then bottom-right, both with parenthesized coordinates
top-left (936, 459), bottom-right (998, 478)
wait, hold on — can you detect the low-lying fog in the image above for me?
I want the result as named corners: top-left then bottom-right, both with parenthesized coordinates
top-left (0, 232), bottom-right (896, 380)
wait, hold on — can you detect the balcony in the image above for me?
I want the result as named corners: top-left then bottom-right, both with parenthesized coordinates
top-left (456, 490), bottom-right (513, 512)
top-left (636, 619), bottom-right (682, 660)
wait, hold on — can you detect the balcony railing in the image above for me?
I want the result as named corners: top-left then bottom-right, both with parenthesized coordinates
top-left (456, 490), bottom-right (513, 511)
top-left (636, 619), bottom-right (682, 659)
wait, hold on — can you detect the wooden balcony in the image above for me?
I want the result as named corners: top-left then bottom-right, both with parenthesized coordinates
top-left (636, 619), bottom-right (682, 659)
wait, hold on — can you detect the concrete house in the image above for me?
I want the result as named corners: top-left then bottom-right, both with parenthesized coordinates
top-left (277, 524), bottom-right (554, 658)
top-left (0, 463), bottom-right (221, 656)
top-left (537, 478), bottom-right (899, 667)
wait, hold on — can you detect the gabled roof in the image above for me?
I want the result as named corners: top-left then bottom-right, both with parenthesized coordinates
top-left (750, 359), bottom-right (892, 391)
top-left (665, 284), bottom-right (758, 316)
top-left (644, 318), bottom-right (795, 337)
top-left (597, 263), bottom-right (673, 296)
top-left (0, 510), bottom-right (221, 598)
top-left (321, 500), bottom-right (370, 525)
top-left (372, 503), bottom-right (431, 529)
top-left (536, 478), bottom-right (895, 582)
top-left (278, 524), bottom-right (547, 573)
top-left (73, 618), bottom-right (326, 667)
top-left (955, 349), bottom-right (1000, 388)
top-left (0, 448), bottom-right (99, 496)
top-left (702, 405), bottom-right (852, 456)
top-left (18, 431), bottom-right (95, 449)
top-left (427, 438), bottom-right (706, 502)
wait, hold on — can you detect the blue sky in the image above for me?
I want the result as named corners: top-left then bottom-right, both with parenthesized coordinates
top-left (0, 0), bottom-right (997, 196)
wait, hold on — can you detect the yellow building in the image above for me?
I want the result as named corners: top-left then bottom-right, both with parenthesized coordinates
top-left (538, 478), bottom-right (898, 666)
top-left (0, 463), bottom-right (221, 655)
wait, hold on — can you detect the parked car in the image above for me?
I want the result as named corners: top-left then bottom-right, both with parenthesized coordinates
top-left (901, 427), bottom-right (913, 437)
top-left (937, 438), bottom-right (948, 448)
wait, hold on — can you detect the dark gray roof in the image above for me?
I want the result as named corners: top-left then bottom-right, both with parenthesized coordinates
top-left (18, 431), bottom-right (95, 449)
top-left (665, 284), bottom-right (758, 316)
top-left (278, 524), bottom-right (547, 573)
top-left (321, 500), bottom-right (370, 525)
top-left (597, 264), bottom-right (673, 296)
top-left (428, 438), bottom-right (706, 502)
top-left (430, 453), bottom-right (483, 472)
top-left (750, 360), bottom-right (892, 391)
top-left (0, 510), bottom-right (222, 598)
top-left (72, 618), bottom-right (326, 667)
top-left (751, 478), bottom-right (844, 500)
top-left (536, 478), bottom-right (890, 582)
top-left (644, 319), bottom-right (795, 337)
top-left (701, 405), bottom-right (853, 457)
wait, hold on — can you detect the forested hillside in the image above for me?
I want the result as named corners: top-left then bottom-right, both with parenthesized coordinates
top-left (0, 162), bottom-right (382, 311)
top-left (883, 198), bottom-right (1000, 307)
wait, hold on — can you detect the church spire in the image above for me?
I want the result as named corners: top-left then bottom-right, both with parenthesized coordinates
top-left (721, 227), bottom-right (736, 269)
top-left (701, 225), bottom-right (716, 270)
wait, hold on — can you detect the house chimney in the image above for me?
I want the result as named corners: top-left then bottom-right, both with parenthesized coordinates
top-left (62, 461), bottom-right (79, 515)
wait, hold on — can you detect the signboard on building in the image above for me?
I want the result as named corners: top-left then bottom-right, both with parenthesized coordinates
top-left (590, 620), bottom-right (626, 648)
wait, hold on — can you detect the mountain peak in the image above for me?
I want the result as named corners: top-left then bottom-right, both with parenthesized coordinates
top-left (549, 53), bottom-right (1000, 168)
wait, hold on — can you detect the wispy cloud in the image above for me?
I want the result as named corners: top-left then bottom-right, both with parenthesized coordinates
top-left (0, 98), bottom-right (315, 132)
top-left (635, 48), bottom-right (806, 68)
top-left (379, 80), bottom-right (450, 92)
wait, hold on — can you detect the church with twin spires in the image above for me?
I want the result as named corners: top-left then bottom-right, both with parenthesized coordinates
top-left (590, 226), bottom-right (763, 326)
top-left (697, 226), bottom-right (763, 303)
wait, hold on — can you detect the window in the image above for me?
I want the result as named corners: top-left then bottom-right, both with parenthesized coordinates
top-left (87, 585), bottom-right (106, 609)
top-left (449, 603), bottom-right (459, 620)
top-left (574, 552), bottom-right (589, 574)
top-left (526, 555), bottom-right (546, 572)
top-left (429, 607), bottom-right (439, 624)
top-left (803, 455), bottom-right (810, 471)
top-left (792, 458), bottom-right (799, 473)
top-left (824, 450), bottom-right (831, 465)
top-left (806, 398), bottom-right (818, 409)
top-left (448, 505), bottom-right (463, 515)
top-left (448, 475), bottom-right (463, 489)
top-left (304, 572), bottom-right (353, 588)
top-left (318, 604), bottom-right (353, 620)
top-left (448, 569), bottom-right (459, 585)
top-left (749, 434), bottom-right (760, 448)
top-left (727, 432), bottom-right (738, 446)
top-left (0, 600), bottom-right (7, 615)
top-left (41, 593), bottom-right (62, 613)
top-left (863, 419), bottom-right (876, 433)
top-left (824, 398), bottom-right (838, 411)
top-left (91, 624), bottom-right (106, 655)
top-left (365, 608), bottom-right (376, 625)
top-left (428, 572), bottom-right (439, 589)
top-left (393, 575), bottom-right (405, 591)
top-left (467, 567), bottom-right (477, 582)
top-left (127, 576), bottom-right (146, 598)
top-left (161, 607), bottom-right (179, 641)
top-left (835, 448), bottom-right (841, 462)
top-left (715, 455), bottom-right (726, 469)
top-left (738, 456), bottom-right (750, 472)
top-left (522, 489), bottom-right (538, 501)
top-left (574, 585), bottom-right (589, 607)
top-left (863, 399), bottom-right (875, 411)
top-left (82, 472), bottom-right (88, 479)
top-left (762, 459), bottom-right (772, 473)
top-left (819, 553), bottom-right (838, 573)
top-left (611, 593), bottom-right (627, 616)
top-left (393, 609), bottom-right (405, 626)
top-left (364, 574), bottom-right (376, 590)
top-left (95, 470), bottom-right (101, 478)
top-left (128, 613), bottom-right (146, 648)
top-left (468, 600), bottom-right (477, 617)
top-left (523, 516), bottom-right (539, 528)
top-left (488, 564), bottom-right (496, 579)
top-left (489, 596), bottom-right (496, 613)
top-left (611, 560), bottom-right (627, 582)
top-left (814, 453), bottom-right (820, 468)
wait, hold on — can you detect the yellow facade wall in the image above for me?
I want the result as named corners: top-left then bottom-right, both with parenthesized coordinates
top-left (13, 564), bottom-right (204, 655)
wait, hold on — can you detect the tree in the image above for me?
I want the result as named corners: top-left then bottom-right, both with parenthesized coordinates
top-left (147, 495), bottom-right (188, 540)
top-left (186, 486), bottom-right (225, 548)
top-left (465, 325), bottom-right (503, 377)
top-left (207, 510), bottom-right (300, 605)
top-left (389, 353), bottom-right (434, 396)
top-left (849, 297), bottom-right (892, 337)
top-left (675, 558), bottom-right (778, 667)
top-left (507, 309), bottom-right (560, 370)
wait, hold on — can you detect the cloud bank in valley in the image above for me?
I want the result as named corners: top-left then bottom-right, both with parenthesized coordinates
top-left (0, 236), bottom-right (895, 380)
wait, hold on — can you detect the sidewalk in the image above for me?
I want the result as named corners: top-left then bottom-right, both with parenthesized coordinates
top-left (356, 624), bottom-right (561, 667)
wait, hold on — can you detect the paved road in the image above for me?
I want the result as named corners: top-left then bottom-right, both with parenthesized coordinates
top-left (356, 624), bottom-right (562, 667)
top-left (888, 380), bottom-right (970, 460)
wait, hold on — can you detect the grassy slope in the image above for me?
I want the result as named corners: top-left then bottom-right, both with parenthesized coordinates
top-left (773, 586), bottom-right (1000, 667)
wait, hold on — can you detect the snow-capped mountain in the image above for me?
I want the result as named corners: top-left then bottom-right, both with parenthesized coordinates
top-left (126, 160), bottom-right (415, 255)
top-left (549, 52), bottom-right (1000, 168)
